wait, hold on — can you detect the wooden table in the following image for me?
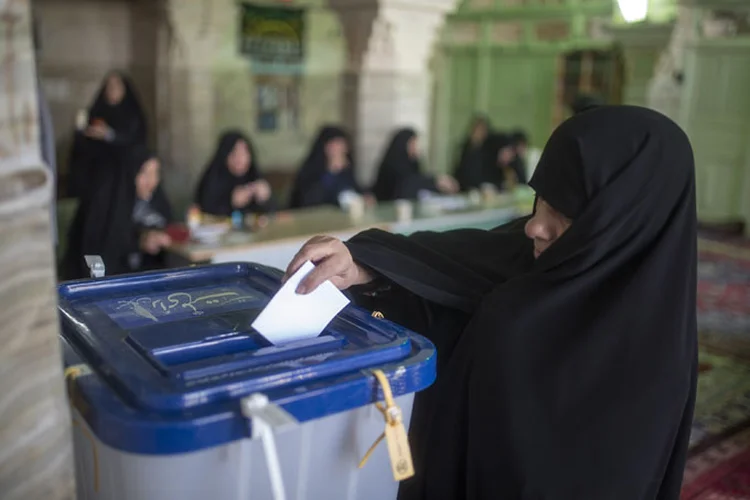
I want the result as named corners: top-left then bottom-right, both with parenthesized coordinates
top-left (167, 198), bottom-right (523, 270)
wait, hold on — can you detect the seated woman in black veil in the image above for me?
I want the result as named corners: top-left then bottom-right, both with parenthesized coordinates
top-left (63, 147), bottom-right (173, 280)
top-left (195, 131), bottom-right (274, 217)
top-left (289, 126), bottom-right (371, 209)
top-left (453, 116), bottom-right (491, 191)
top-left (286, 106), bottom-right (697, 500)
top-left (509, 129), bottom-right (530, 185)
top-left (372, 128), bottom-right (459, 201)
top-left (67, 71), bottom-right (147, 198)
top-left (482, 133), bottom-right (519, 191)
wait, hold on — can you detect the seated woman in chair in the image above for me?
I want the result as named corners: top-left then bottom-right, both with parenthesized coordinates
top-left (63, 146), bottom-right (173, 279)
top-left (195, 131), bottom-right (275, 217)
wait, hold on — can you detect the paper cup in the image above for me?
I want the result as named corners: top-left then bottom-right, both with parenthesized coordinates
top-left (76, 109), bottom-right (88, 131)
top-left (347, 196), bottom-right (365, 219)
top-left (480, 183), bottom-right (497, 202)
top-left (395, 199), bottom-right (413, 222)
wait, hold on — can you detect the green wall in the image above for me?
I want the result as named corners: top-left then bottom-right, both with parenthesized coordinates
top-left (209, 0), bottom-right (346, 170)
top-left (680, 39), bottom-right (750, 224)
top-left (433, 0), bottom-right (613, 174)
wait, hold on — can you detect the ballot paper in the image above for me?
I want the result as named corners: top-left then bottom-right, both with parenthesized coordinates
top-left (252, 261), bottom-right (350, 345)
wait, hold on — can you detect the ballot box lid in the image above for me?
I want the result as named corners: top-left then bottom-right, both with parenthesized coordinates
top-left (58, 263), bottom-right (436, 454)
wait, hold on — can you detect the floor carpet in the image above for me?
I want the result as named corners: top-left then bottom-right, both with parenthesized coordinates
top-left (683, 236), bottom-right (750, 498)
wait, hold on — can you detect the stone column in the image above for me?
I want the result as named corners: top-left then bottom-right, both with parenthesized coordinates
top-left (329, 0), bottom-right (459, 186)
top-left (158, 0), bottom-right (219, 210)
top-left (0, 0), bottom-right (75, 498)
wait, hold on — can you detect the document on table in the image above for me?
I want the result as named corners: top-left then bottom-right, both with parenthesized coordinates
top-left (252, 261), bottom-right (350, 345)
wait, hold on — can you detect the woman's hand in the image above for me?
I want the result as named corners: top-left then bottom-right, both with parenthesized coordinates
top-left (84, 124), bottom-right (112, 141)
top-left (436, 174), bottom-right (459, 194)
top-left (284, 235), bottom-right (375, 294)
top-left (231, 185), bottom-right (253, 209)
top-left (140, 230), bottom-right (172, 255)
top-left (249, 180), bottom-right (272, 204)
top-left (363, 193), bottom-right (377, 208)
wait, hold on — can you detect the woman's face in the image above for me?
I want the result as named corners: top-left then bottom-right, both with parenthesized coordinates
top-left (525, 197), bottom-right (572, 259)
top-left (407, 136), bottom-right (419, 160)
top-left (227, 140), bottom-right (252, 176)
top-left (136, 158), bottom-right (161, 200)
top-left (105, 75), bottom-right (126, 106)
top-left (498, 146), bottom-right (516, 166)
top-left (325, 137), bottom-right (349, 170)
top-left (471, 122), bottom-right (488, 145)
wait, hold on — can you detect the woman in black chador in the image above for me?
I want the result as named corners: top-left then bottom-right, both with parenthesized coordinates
top-left (373, 128), bottom-right (459, 201)
top-left (63, 146), bottom-right (173, 280)
top-left (289, 126), bottom-right (367, 209)
top-left (286, 106), bottom-right (697, 500)
top-left (195, 131), bottom-right (274, 216)
top-left (67, 71), bottom-right (147, 198)
top-left (454, 116), bottom-right (491, 191)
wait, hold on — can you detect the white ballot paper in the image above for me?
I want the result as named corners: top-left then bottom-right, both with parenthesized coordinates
top-left (252, 261), bottom-right (350, 345)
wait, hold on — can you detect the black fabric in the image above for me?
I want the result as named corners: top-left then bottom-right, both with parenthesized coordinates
top-left (454, 117), bottom-right (492, 191)
top-left (87, 72), bottom-right (147, 145)
top-left (63, 146), bottom-right (172, 280)
top-left (345, 105), bottom-right (697, 499)
top-left (454, 145), bottom-right (484, 191)
top-left (372, 128), bottom-right (437, 201)
top-left (510, 129), bottom-right (529, 185)
top-left (570, 93), bottom-right (604, 115)
top-left (289, 126), bottom-right (361, 209)
top-left (67, 71), bottom-right (147, 198)
top-left (195, 131), bottom-right (274, 216)
top-left (482, 133), bottom-right (515, 190)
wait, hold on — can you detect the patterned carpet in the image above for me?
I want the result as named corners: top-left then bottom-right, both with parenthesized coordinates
top-left (682, 237), bottom-right (750, 498)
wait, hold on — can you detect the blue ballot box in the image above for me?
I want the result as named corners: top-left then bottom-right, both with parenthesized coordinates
top-left (58, 263), bottom-right (436, 500)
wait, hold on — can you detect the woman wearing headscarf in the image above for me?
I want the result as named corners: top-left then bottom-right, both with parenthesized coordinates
top-left (286, 106), bottom-right (697, 499)
top-left (509, 129), bottom-right (530, 185)
top-left (289, 126), bottom-right (369, 209)
top-left (63, 146), bottom-right (173, 280)
top-left (453, 116), bottom-right (491, 191)
top-left (195, 131), bottom-right (274, 217)
top-left (67, 71), bottom-right (148, 198)
top-left (372, 128), bottom-right (459, 201)
top-left (482, 132), bottom-right (519, 190)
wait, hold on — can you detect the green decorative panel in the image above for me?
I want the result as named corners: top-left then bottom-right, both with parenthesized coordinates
top-left (485, 53), bottom-right (557, 144)
top-left (681, 43), bottom-right (750, 222)
top-left (434, 0), bottom-right (615, 175)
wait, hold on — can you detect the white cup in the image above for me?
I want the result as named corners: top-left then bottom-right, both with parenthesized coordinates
top-left (76, 109), bottom-right (88, 131)
top-left (395, 199), bottom-right (413, 222)
top-left (347, 196), bottom-right (365, 219)
top-left (480, 183), bottom-right (498, 202)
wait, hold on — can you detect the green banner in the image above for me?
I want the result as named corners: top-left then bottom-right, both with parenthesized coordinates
top-left (239, 3), bottom-right (306, 75)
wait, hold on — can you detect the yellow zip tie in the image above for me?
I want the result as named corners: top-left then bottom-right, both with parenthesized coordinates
top-left (64, 364), bottom-right (87, 381)
top-left (358, 369), bottom-right (415, 482)
top-left (64, 365), bottom-right (99, 493)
